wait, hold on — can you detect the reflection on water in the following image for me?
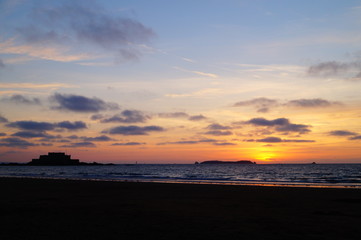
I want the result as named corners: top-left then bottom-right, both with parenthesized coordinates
top-left (1, 164), bottom-right (361, 188)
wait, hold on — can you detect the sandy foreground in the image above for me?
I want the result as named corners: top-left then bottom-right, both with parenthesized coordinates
top-left (0, 177), bottom-right (360, 240)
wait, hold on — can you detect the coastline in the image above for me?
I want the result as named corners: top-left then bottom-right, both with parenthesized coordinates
top-left (1, 175), bottom-right (361, 189)
top-left (1, 177), bottom-right (361, 239)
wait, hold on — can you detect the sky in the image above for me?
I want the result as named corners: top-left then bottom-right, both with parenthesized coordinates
top-left (1, 0), bottom-right (361, 164)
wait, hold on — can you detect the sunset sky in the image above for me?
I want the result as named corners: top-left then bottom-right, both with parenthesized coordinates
top-left (1, 0), bottom-right (361, 164)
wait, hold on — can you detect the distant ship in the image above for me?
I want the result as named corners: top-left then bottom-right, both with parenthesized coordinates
top-left (29, 152), bottom-right (80, 166)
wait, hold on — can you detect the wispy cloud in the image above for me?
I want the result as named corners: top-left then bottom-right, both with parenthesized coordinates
top-left (0, 39), bottom-right (93, 62)
top-left (173, 66), bottom-right (218, 78)
top-left (0, 83), bottom-right (73, 89)
top-left (233, 97), bottom-right (341, 112)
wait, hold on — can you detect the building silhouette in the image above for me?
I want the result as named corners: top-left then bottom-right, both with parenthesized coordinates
top-left (29, 152), bottom-right (80, 165)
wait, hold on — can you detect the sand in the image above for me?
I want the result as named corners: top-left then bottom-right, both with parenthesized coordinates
top-left (1, 177), bottom-right (360, 240)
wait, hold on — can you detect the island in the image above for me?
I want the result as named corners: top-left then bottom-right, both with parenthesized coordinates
top-left (27, 152), bottom-right (112, 166)
top-left (200, 160), bottom-right (256, 164)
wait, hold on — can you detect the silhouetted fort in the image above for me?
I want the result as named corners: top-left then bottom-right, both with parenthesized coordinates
top-left (29, 152), bottom-right (80, 166)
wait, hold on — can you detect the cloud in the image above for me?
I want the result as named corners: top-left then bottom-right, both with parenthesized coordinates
top-left (234, 98), bottom-right (279, 113)
top-left (244, 117), bottom-right (311, 134)
top-left (188, 114), bottom-right (207, 121)
top-left (349, 135), bottom-right (361, 140)
top-left (57, 121), bottom-right (87, 131)
top-left (212, 142), bottom-right (237, 146)
top-left (1, 94), bottom-right (41, 105)
top-left (0, 59), bottom-right (5, 68)
top-left (203, 124), bottom-right (234, 136)
top-left (51, 93), bottom-right (119, 112)
top-left (286, 99), bottom-right (340, 108)
top-left (0, 39), bottom-right (92, 62)
top-left (157, 138), bottom-right (226, 145)
top-left (247, 137), bottom-right (315, 143)
top-left (329, 130), bottom-right (358, 136)
top-left (191, 71), bottom-right (218, 78)
top-left (206, 123), bottom-right (232, 130)
top-left (173, 67), bottom-right (218, 78)
top-left (0, 115), bottom-right (8, 123)
top-left (6, 121), bottom-right (55, 131)
top-left (60, 142), bottom-right (96, 148)
top-left (6, 120), bottom-right (87, 131)
top-left (82, 135), bottom-right (113, 142)
top-left (0, 133), bottom-right (6, 136)
top-left (8, 1), bottom-right (155, 62)
top-left (0, 82), bottom-right (72, 90)
top-left (0, 137), bottom-right (38, 149)
top-left (112, 142), bottom-right (145, 146)
top-left (99, 110), bottom-right (150, 123)
top-left (204, 130), bottom-right (233, 136)
top-left (103, 125), bottom-right (165, 135)
top-left (307, 61), bottom-right (361, 78)
top-left (11, 131), bottom-right (51, 138)
top-left (233, 97), bottom-right (340, 112)
top-left (158, 112), bottom-right (189, 118)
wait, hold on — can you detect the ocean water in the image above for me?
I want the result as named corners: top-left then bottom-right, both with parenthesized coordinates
top-left (1, 164), bottom-right (361, 188)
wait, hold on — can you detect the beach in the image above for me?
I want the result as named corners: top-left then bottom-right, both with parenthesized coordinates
top-left (1, 177), bottom-right (360, 240)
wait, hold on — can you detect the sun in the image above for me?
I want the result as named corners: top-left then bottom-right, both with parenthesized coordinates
top-left (253, 150), bottom-right (277, 163)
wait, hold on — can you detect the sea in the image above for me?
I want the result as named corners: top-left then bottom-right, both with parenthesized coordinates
top-left (1, 164), bottom-right (361, 188)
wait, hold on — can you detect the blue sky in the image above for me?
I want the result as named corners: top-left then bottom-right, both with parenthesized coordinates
top-left (1, 0), bottom-right (361, 163)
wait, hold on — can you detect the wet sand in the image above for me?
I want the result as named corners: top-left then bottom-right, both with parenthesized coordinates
top-left (1, 177), bottom-right (360, 240)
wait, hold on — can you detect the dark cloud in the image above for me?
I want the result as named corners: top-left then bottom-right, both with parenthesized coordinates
top-left (349, 135), bottom-right (361, 140)
top-left (112, 142), bottom-right (145, 146)
top-left (11, 131), bottom-right (50, 138)
top-left (329, 130), bottom-right (358, 136)
top-left (57, 121), bottom-right (87, 130)
top-left (206, 123), bottom-right (232, 130)
top-left (51, 93), bottom-right (119, 112)
top-left (7, 120), bottom-right (87, 132)
top-left (82, 135), bottom-right (113, 142)
top-left (307, 61), bottom-right (361, 78)
top-left (0, 59), bottom-right (5, 68)
top-left (60, 142), bottom-right (96, 148)
top-left (0, 132), bottom-right (6, 136)
top-left (0, 137), bottom-right (38, 149)
top-left (157, 138), bottom-right (220, 145)
top-left (158, 112), bottom-right (189, 118)
top-left (286, 99), bottom-right (340, 108)
top-left (103, 125), bottom-right (165, 135)
top-left (7, 121), bottom-right (55, 131)
top-left (0, 115), bottom-right (9, 123)
top-left (1, 94), bottom-right (41, 105)
top-left (212, 142), bottom-right (237, 146)
top-left (100, 110), bottom-right (150, 123)
top-left (254, 137), bottom-right (315, 143)
top-left (233, 97), bottom-right (279, 113)
top-left (188, 114), bottom-right (207, 121)
top-left (245, 118), bottom-right (289, 126)
top-left (17, 1), bottom-right (155, 61)
top-left (204, 130), bottom-right (233, 136)
top-left (244, 117), bottom-right (311, 134)
top-left (41, 143), bottom-right (53, 146)
top-left (90, 114), bottom-right (104, 120)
